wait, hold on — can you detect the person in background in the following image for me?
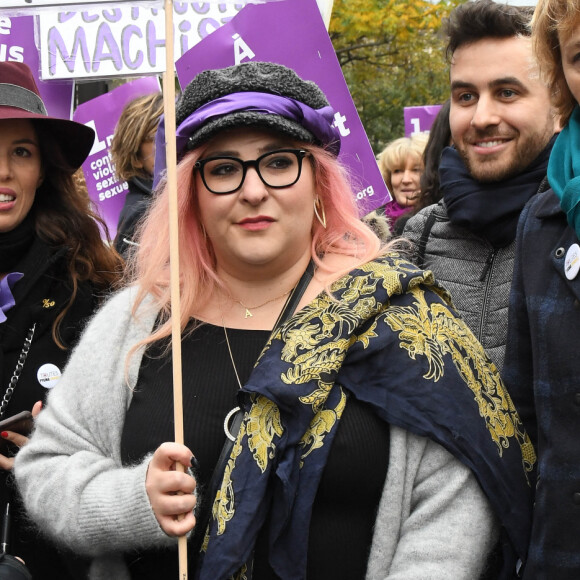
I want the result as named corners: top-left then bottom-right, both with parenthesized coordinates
top-left (366, 103), bottom-right (451, 241)
top-left (0, 62), bottom-right (121, 578)
top-left (502, 1), bottom-right (580, 577)
top-left (376, 133), bottom-right (429, 235)
top-left (417, 99), bottom-right (452, 212)
top-left (111, 92), bottom-right (164, 259)
top-left (15, 61), bottom-right (533, 580)
top-left (403, 0), bottom-right (557, 372)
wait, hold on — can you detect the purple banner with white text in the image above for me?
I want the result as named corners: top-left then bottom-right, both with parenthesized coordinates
top-left (175, 0), bottom-right (390, 216)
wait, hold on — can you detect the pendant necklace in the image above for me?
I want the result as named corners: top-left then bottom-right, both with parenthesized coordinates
top-left (219, 267), bottom-right (310, 439)
top-left (221, 317), bottom-right (243, 441)
top-left (226, 288), bottom-right (292, 318)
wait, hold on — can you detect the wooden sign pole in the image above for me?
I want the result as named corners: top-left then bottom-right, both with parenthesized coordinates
top-left (163, 0), bottom-right (188, 577)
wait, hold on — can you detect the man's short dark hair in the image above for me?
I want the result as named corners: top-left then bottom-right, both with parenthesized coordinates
top-left (444, 0), bottom-right (534, 62)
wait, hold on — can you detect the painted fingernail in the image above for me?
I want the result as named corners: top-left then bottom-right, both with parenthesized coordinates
top-left (1, 432), bottom-right (8, 439)
top-left (190, 456), bottom-right (199, 470)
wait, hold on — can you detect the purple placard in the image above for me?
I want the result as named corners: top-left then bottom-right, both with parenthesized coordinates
top-left (404, 105), bottom-right (443, 137)
top-left (72, 76), bottom-right (161, 239)
top-left (175, 0), bottom-right (390, 216)
top-left (0, 14), bottom-right (74, 119)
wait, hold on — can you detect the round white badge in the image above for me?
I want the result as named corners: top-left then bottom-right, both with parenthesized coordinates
top-left (37, 363), bottom-right (62, 389)
top-left (565, 244), bottom-right (580, 280)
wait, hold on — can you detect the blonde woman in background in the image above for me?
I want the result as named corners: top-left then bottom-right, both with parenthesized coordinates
top-left (377, 133), bottom-right (429, 234)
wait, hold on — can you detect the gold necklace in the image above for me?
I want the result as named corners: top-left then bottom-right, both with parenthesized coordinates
top-left (222, 318), bottom-right (242, 441)
top-left (226, 288), bottom-right (292, 319)
top-left (222, 322), bottom-right (243, 391)
top-left (219, 279), bottom-right (296, 437)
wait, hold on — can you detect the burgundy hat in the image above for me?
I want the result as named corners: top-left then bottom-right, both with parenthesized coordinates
top-left (0, 61), bottom-right (94, 170)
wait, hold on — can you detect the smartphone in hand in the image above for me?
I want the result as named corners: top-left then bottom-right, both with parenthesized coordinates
top-left (0, 411), bottom-right (34, 456)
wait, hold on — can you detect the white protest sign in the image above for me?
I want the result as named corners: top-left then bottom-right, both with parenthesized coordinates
top-left (3, 0), bottom-right (156, 9)
top-left (12, 0), bottom-right (332, 79)
top-left (5, 0), bottom-right (130, 5)
top-left (36, 3), bottom-right (249, 79)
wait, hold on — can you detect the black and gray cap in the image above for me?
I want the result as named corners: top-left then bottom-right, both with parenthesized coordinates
top-left (175, 61), bottom-right (340, 154)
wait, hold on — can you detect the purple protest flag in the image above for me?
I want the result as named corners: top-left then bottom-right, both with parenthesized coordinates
top-left (0, 14), bottom-right (74, 119)
top-left (404, 105), bottom-right (443, 137)
top-left (72, 76), bottom-right (161, 239)
top-left (175, 0), bottom-right (390, 215)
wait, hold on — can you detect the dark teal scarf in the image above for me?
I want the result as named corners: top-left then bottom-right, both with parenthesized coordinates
top-left (196, 254), bottom-right (535, 580)
top-left (548, 105), bottom-right (580, 237)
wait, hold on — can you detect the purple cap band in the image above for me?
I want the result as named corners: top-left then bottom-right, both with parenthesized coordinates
top-left (154, 92), bottom-right (341, 188)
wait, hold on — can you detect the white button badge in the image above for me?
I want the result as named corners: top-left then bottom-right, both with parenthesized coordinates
top-left (565, 244), bottom-right (580, 280)
top-left (37, 363), bottom-right (62, 389)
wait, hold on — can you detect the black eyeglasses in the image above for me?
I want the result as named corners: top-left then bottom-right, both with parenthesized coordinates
top-left (194, 148), bottom-right (308, 195)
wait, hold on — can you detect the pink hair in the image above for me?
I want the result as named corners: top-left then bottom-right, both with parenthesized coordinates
top-left (126, 143), bottom-right (385, 351)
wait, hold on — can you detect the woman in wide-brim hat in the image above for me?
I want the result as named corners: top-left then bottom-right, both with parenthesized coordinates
top-left (0, 61), bottom-right (121, 578)
top-left (17, 61), bottom-right (533, 579)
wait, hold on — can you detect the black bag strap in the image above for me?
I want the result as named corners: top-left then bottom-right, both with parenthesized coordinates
top-left (416, 210), bottom-right (438, 269)
top-left (190, 259), bottom-right (316, 566)
top-left (272, 258), bottom-right (315, 332)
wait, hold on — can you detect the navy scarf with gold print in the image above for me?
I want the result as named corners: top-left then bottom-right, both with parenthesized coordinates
top-left (196, 254), bottom-right (535, 579)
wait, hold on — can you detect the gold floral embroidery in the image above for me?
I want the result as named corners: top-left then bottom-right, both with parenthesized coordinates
top-left (212, 398), bottom-right (283, 536)
top-left (247, 397), bottom-right (283, 473)
top-left (213, 421), bottom-right (245, 536)
top-left (300, 387), bottom-right (347, 463)
top-left (384, 286), bottom-right (536, 474)
top-left (210, 255), bottom-right (535, 541)
top-left (229, 563), bottom-right (250, 580)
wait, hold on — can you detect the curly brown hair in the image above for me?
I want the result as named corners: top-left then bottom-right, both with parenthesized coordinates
top-left (32, 122), bottom-right (123, 347)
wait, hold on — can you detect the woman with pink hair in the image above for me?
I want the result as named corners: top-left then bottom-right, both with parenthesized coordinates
top-left (16, 62), bottom-right (531, 579)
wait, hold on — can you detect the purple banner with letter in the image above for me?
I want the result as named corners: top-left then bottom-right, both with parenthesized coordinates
top-left (404, 105), bottom-right (443, 137)
top-left (72, 76), bottom-right (161, 239)
top-left (0, 14), bottom-right (74, 119)
top-left (175, 0), bottom-right (390, 216)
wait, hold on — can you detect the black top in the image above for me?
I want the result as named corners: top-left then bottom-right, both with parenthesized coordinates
top-left (121, 321), bottom-right (390, 578)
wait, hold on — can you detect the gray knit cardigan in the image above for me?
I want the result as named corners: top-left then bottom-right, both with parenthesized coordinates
top-left (15, 286), bottom-right (497, 579)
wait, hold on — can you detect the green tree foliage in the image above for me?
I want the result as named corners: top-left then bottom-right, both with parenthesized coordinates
top-left (329, 0), bottom-right (466, 153)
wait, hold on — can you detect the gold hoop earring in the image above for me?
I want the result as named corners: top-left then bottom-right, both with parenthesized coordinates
top-left (314, 196), bottom-right (327, 229)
